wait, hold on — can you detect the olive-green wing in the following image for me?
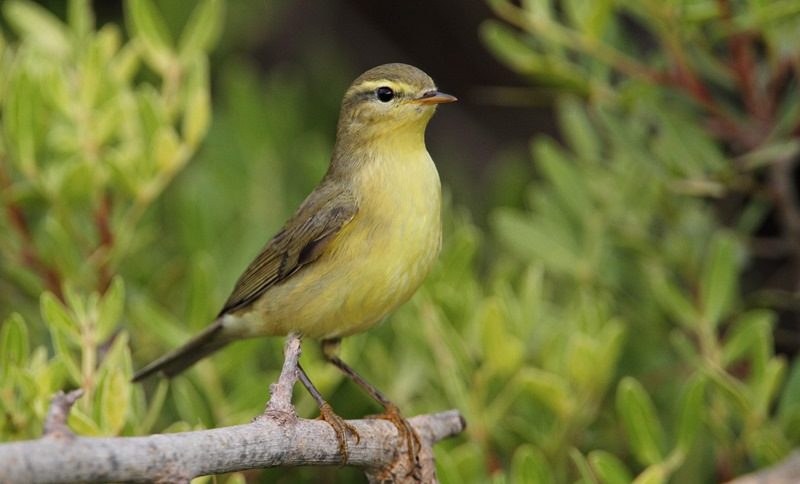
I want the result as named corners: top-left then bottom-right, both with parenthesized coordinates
top-left (218, 188), bottom-right (357, 316)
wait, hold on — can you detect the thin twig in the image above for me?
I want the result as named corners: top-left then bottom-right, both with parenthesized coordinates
top-left (263, 332), bottom-right (301, 420)
top-left (42, 389), bottom-right (84, 439)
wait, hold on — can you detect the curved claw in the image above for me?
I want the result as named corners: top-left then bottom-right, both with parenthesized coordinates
top-left (368, 403), bottom-right (421, 478)
top-left (319, 402), bottom-right (360, 464)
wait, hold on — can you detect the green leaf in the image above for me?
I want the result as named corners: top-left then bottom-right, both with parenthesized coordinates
top-left (722, 310), bottom-right (774, 368)
top-left (178, 0), bottom-right (223, 59)
top-left (616, 377), bottom-right (666, 466)
top-left (700, 233), bottom-right (740, 327)
top-left (570, 448), bottom-right (599, 484)
top-left (124, 0), bottom-right (173, 73)
top-left (511, 444), bottom-right (554, 483)
top-left (518, 368), bottom-right (575, 419)
top-left (589, 450), bottom-right (633, 484)
top-left (98, 368), bottom-right (130, 435)
top-left (632, 464), bottom-right (667, 484)
top-left (4, 0), bottom-right (69, 56)
top-left (182, 55), bottom-right (211, 148)
top-left (675, 375), bottom-right (706, 455)
top-left (480, 20), bottom-right (543, 77)
top-left (480, 297), bottom-right (523, 374)
top-left (41, 292), bottom-right (80, 340)
top-left (3, 71), bottom-right (38, 176)
top-left (0, 313), bottom-right (29, 376)
top-left (558, 96), bottom-right (600, 161)
top-left (153, 125), bottom-right (183, 171)
top-left (533, 138), bottom-right (591, 220)
top-left (98, 277), bottom-right (125, 341)
top-left (67, 0), bottom-right (93, 37)
top-left (492, 209), bottom-right (580, 276)
top-left (778, 357), bottom-right (800, 428)
top-left (68, 406), bottom-right (102, 436)
top-left (645, 264), bottom-right (698, 328)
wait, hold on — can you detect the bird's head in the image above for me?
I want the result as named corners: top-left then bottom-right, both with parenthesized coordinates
top-left (335, 63), bottom-right (456, 143)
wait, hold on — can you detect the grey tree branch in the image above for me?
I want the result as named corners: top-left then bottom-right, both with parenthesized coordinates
top-left (0, 333), bottom-right (466, 483)
top-left (725, 451), bottom-right (800, 484)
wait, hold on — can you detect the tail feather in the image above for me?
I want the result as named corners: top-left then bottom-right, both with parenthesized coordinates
top-left (132, 321), bottom-right (229, 382)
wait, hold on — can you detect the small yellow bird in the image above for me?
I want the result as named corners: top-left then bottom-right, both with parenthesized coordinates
top-left (133, 63), bottom-right (455, 459)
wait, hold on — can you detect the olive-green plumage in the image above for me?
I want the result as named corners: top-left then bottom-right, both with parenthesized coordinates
top-left (133, 63), bottom-right (455, 382)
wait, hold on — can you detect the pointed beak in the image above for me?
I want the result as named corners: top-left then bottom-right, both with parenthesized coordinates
top-left (415, 90), bottom-right (458, 105)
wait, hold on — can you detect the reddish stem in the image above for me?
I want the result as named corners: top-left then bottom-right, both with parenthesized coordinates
top-left (94, 192), bottom-right (114, 293)
top-left (0, 167), bottom-right (64, 300)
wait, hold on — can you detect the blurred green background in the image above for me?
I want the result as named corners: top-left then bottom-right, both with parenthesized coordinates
top-left (2, 0), bottom-right (800, 483)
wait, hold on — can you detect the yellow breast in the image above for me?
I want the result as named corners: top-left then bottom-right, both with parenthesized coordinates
top-left (240, 141), bottom-right (442, 340)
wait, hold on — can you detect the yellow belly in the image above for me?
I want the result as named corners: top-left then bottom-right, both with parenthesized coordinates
top-left (233, 149), bottom-right (441, 340)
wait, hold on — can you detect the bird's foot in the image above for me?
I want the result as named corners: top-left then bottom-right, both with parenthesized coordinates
top-left (368, 403), bottom-right (421, 478)
top-left (318, 402), bottom-right (360, 464)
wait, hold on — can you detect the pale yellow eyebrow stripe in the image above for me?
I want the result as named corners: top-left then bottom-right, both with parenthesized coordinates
top-left (352, 80), bottom-right (419, 94)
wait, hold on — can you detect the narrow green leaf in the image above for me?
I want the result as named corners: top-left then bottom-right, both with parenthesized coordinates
top-left (153, 125), bottom-right (183, 171)
top-left (704, 365), bottom-right (751, 414)
top-left (68, 406), bottom-right (102, 436)
top-left (778, 357), bottom-right (800, 427)
top-left (98, 277), bottom-right (125, 341)
top-left (51, 330), bottom-right (82, 383)
top-left (533, 138), bottom-right (592, 219)
top-left (616, 377), bottom-right (666, 466)
top-left (753, 359), bottom-right (786, 419)
top-left (0, 313), bottom-right (29, 374)
top-left (558, 96), bottom-right (600, 161)
top-left (124, 0), bottom-right (173, 72)
top-left (700, 233), bottom-right (739, 327)
top-left (570, 448), bottom-right (599, 484)
top-left (99, 368), bottom-right (130, 435)
top-left (480, 20), bottom-right (543, 77)
top-left (67, 0), bottom-right (93, 37)
top-left (4, 0), bottom-right (69, 56)
top-left (589, 450), bottom-right (633, 484)
top-left (178, 0), bottom-right (223, 58)
top-left (645, 264), bottom-right (698, 328)
top-left (480, 297), bottom-right (523, 374)
top-left (632, 464), bottom-right (667, 484)
top-left (722, 310), bottom-right (774, 368)
top-left (4, 71), bottom-right (37, 176)
top-left (41, 292), bottom-right (80, 340)
top-left (675, 375), bottom-right (706, 455)
top-left (518, 368), bottom-right (575, 419)
top-left (511, 444), bottom-right (554, 483)
top-left (181, 56), bottom-right (211, 148)
top-left (492, 209), bottom-right (580, 276)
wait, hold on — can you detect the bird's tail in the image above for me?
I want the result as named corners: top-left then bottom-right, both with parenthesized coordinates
top-left (132, 321), bottom-right (230, 382)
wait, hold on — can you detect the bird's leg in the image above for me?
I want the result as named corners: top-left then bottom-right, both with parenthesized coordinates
top-left (296, 363), bottom-right (360, 463)
top-left (321, 339), bottom-right (421, 473)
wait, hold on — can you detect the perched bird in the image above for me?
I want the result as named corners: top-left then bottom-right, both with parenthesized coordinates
top-left (133, 63), bottom-right (455, 461)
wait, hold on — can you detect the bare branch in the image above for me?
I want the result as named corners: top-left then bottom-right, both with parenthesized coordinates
top-left (0, 336), bottom-right (466, 482)
top-left (725, 451), bottom-right (800, 484)
top-left (0, 408), bottom-right (465, 483)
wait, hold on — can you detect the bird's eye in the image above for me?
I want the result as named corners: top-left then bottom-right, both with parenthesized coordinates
top-left (376, 86), bottom-right (394, 102)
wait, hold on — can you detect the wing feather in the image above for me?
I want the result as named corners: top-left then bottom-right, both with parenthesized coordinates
top-left (218, 186), bottom-right (357, 315)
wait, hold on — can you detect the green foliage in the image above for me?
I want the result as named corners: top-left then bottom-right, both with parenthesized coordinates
top-left (1, 1), bottom-right (799, 484)
top-left (0, 0), bottom-right (219, 443)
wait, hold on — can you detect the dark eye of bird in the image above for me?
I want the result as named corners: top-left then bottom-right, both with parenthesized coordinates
top-left (376, 86), bottom-right (394, 102)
